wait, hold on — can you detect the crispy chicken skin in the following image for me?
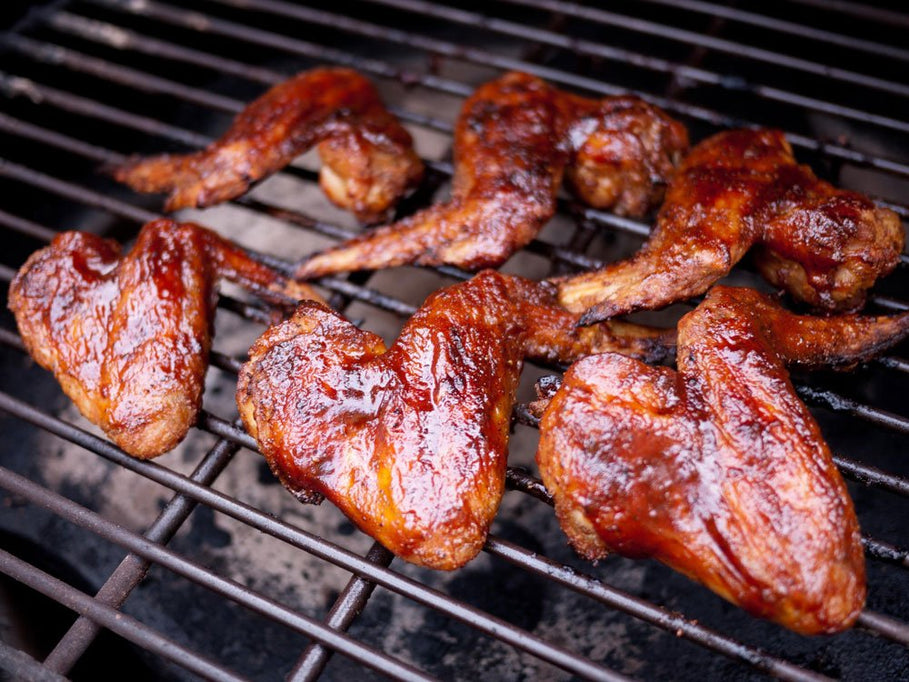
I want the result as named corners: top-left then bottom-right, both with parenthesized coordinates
top-left (557, 129), bottom-right (904, 324)
top-left (538, 286), bottom-right (909, 634)
top-left (8, 219), bottom-right (320, 459)
top-left (295, 71), bottom-right (687, 279)
top-left (237, 270), bottom-right (672, 570)
top-left (114, 68), bottom-right (423, 223)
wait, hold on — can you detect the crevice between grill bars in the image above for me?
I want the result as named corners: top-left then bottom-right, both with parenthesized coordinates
top-left (0, 389), bottom-right (843, 681)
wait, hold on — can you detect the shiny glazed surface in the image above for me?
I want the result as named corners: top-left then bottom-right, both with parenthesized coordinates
top-left (556, 129), bottom-right (904, 323)
top-left (295, 71), bottom-right (687, 278)
top-left (538, 286), bottom-right (909, 634)
top-left (8, 219), bottom-right (318, 458)
top-left (114, 68), bottom-right (423, 223)
top-left (237, 270), bottom-right (672, 569)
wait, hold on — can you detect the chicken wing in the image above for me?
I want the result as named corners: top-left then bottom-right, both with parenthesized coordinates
top-left (557, 129), bottom-right (904, 324)
top-left (237, 271), bottom-right (672, 570)
top-left (295, 71), bottom-right (687, 278)
top-left (537, 286), bottom-right (909, 634)
top-left (114, 68), bottom-right (423, 223)
top-left (8, 219), bottom-right (320, 458)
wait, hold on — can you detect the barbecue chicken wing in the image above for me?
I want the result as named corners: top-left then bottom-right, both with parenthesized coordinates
top-left (9, 219), bottom-right (320, 459)
top-left (237, 270), bottom-right (672, 570)
top-left (295, 71), bottom-right (687, 278)
top-left (114, 68), bottom-right (423, 223)
top-left (538, 286), bottom-right (909, 634)
top-left (557, 129), bottom-right (904, 324)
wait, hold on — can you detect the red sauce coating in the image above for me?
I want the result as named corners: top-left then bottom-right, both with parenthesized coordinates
top-left (295, 71), bottom-right (687, 278)
top-left (9, 219), bottom-right (319, 458)
top-left (237, 270), bottom-right (672, 569)
top-left (114, 68), bottom-right (423, 223)
top-left (556, 129), bottom-right (904, 324)
top-left (538, 286), bottom-right (909, 633)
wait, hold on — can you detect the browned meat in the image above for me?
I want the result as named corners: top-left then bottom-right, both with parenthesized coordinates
top-left (8, 219), bottom-right (321, 459)
top-left (114, 68), bottom-right (423, 223)
top-left (556, 129), bottom-right (904, 324)
top-left (237, 271), bottom-right (671, 570)
top-left (538, 286), bottom-right (909, 634)
top-left (295, 71), bottom-right (687, 278)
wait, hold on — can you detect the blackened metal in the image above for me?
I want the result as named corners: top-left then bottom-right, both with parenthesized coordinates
top-left (632, 0), bottom-right (909, 62)
top-left (90, 0), bottom-right (909, 178)
top-left (484, 536), bottom-right (831, 682)
top-left (362, 0), bottom-right (909, 135)
top-left (495, 0), bottom-right (909, 98)
top-left (43, 436), bottom-right (242, 675)
top-left (0, 388), bottom-right (818, 679)
top-left (0, 548), bottom-right (248, 682)
top-left (796, 385), bottom-right (909, 435)
top-left (289, 542), bottom-right (395, 682)
top-left (0, 465), bottom-right (442, 682)
top-left (855, 611), bottom-right (909, 646)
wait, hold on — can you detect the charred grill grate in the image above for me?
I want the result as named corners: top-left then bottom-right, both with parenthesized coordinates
top-left (0, 0), bottom-right (908, 680)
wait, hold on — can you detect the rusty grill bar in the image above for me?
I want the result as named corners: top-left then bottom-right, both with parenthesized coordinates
top-left (0, 0), bottom-right (908, 680)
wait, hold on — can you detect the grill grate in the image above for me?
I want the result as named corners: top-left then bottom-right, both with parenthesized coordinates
top-left (1, 1), bottom-right (908, 680)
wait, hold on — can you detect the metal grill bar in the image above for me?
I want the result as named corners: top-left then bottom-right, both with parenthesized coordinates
top-left (358, 0), bottom-right (909, 136)
top-left (631, 0), bottom-right (909, 60)
top-left (0, 548), bottom-right (247, 682)
top-left (782, 0), bottom-right (909, 29)
top-left (42, 436), bottom-right (241, 674)
top-left (0, 465), bottom-right (441, 682)
top-left (496, 0), bottom-right (909, 97)
top-left (0, 383), bottom-right (860, 680)
top-left (85, 0), bottom-right (909, 180)
top-left (289, 542), bottom-right (395, 682)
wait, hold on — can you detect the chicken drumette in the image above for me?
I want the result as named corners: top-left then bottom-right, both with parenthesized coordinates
top-left (557, 129), bottom-right (904, 324)
top-left (295, 71), bottom-right (687, 278)
top-left (537, 286), bottom-right (909, 634)
top-left (9, 219), bottom-right (320, 458)
top-left (114, 68), bottom-right (423, 223)
top-left (237, 271), bottom-right (671, 570)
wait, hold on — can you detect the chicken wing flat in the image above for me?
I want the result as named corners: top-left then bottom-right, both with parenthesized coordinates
top-left (556, 129), bottom-right (904, 324)
top-left (538, 286), bottom-right (909, 634)
top-left (295, 71), bottom-right (687, 279)
top-left (114, 68), bottom-right (423, 223)
top-left (9, 219), bottom-right (320, 459)
top-left (237, 270), bottom-right (672, 570)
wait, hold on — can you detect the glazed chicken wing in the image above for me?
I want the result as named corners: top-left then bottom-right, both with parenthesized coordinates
top-left (557, 129), bottom-right (904, 324)
top-left (237, 271), bottom-right (671, 570)
top-left (8, 219), bottom-right (320, 458)
top-left (114, 68), bottom-right (423, 223)
top-left (538, 286), bottom-right (909, 634)
top-left (295, 71), bottom-right (687, 278)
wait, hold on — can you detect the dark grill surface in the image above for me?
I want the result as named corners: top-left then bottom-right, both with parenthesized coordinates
top-left (1, 1), bottom-right (908, 680)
